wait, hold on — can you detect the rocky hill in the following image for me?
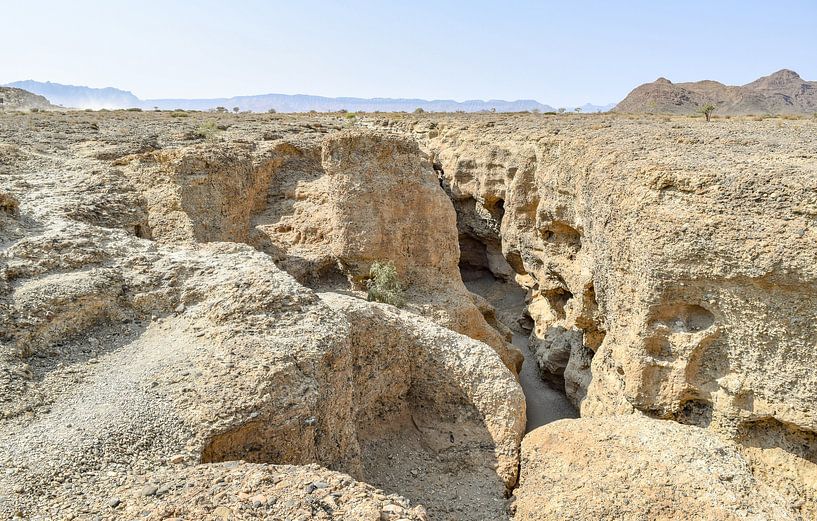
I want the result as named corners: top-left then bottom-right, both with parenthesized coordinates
top-left (614, 69), bottom-right (817, 115)
top-left (0, 86), bottom-right (54, 111)
top-left (1, 111), bottom-right (815, 520)
top-left (8, 80), bottom-right (140, 110)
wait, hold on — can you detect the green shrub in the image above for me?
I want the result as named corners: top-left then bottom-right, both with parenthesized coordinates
top-left (126, 107), bottom-right (143, 112)
top-left (194, 120), bottom-right (221, 140)
top-left (699, 103), bottom-right (716, 122)
top-left (170, 110), bottom-right (189, 118)
top-left (366, 261), bottom-right (405, 307)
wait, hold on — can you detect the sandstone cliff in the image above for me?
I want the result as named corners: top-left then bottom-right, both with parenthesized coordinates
top-left (1, 110), bottom-right (814, 519)
top-left (379, 111), bottom-right (817, 518)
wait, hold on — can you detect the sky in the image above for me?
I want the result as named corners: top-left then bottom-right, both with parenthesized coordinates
top-left (4, 0), bottom-right (817, 106)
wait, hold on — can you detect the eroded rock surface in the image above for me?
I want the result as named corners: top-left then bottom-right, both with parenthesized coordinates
top-left (514, 416), bottom-right (797, 520)
top-left (377, 112), bottom-right (817, 516)
top-left (0, 112), bottom-right (524, 520)
top-left (1, 110), bottom-right (815, 518)
top-left (118, 462), bottom-right (429, 521)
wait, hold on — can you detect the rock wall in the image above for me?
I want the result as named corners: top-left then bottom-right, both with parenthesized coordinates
top-left (0, 113), bottom-right (525, 519)
top-left (3, 110), bottom-right (816, 518)
top-left (124, 129), bottom-right (522, 371)
top-left (515, 416), bottom-right (797, 520)
top-left (385, 113), bottom-right (817, 517)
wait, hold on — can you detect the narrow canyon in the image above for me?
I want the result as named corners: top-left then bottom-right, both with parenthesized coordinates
top-left (1, 110), bottom-right (815, 520)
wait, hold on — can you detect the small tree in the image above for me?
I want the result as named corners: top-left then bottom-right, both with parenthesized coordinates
top-left (366, 261), bottom-right (405, 307)
top-left (267, 108), bottom-right (277, 114)
top-left (557, 107), bottom-right (566, 114)
top-left (232, 106), bottom-right (240, 113)
top-left (699, 103), bottom-right (716, 122)
top-left (574, 107), bottom-right (582, 113)
top-left (215, 106), bottom-right (228, 113)
top-left (414, 107), bottom-right (425, 114)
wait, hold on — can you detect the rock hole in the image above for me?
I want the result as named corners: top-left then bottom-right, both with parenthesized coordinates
top-left (133, 223), bottom-right (150, 239)
top-left (538, 220), bottom-right (582, 254)
top-left (674, 399), bottom-right (714, 428)
top-left (544, 287), bottom-right (573, 321)
top-left (458, 234), bottom-right (496, 283)
top-left (651, 303), bottom-right (715, 333)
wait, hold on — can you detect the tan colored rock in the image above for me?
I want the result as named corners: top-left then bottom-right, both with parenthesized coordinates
top-left (385, 112), bottom-right (817, 516)
top-left (124, 129), bottom-right (522, 372)
top-left (118, 462), bottom-right (428, 521)
top-left (321, 292), bottom-right (524, 519)
top-left (514, 416), bottom-right (798, 521)
top-left (0, 114), bottom-right (524, 520)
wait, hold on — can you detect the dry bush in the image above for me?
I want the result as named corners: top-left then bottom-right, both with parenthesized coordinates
top-left (366, 261), bottom-right (405, 307)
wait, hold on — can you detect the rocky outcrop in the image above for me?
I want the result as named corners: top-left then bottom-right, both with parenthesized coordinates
top-left (117, 462), bottom-right (429, 520)
top-left (514, 416), bottom-right (798, 520)
top-left (0, 113), bottom-right (524, 519)
top-left (320, 293), bottom-right (524, 519)
top-left (123, 129), bottom-right (522, 371)
top-left (614, 69), bottom-right (817, 115)
top-left (2, 109), bottom-right (815, 518)
top-left (386, 112), bottom-right (817, 517)
top-left (0, 86), bottom-right (55, 111)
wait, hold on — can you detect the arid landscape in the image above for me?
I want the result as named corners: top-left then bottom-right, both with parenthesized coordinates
top-left (0, 107), bottom-right (814, 520)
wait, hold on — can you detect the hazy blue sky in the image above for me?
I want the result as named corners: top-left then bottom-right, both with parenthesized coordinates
top-left (5, 0), bottom-right (816, 105)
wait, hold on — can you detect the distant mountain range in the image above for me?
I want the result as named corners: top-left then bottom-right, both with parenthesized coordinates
top-left (614, 69), bottom-right (817, 115)
top-left (4, 80), bottom-right (612, 114)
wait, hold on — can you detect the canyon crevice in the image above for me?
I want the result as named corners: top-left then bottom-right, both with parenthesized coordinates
top-left (1, 111), bottom-right (815, 519)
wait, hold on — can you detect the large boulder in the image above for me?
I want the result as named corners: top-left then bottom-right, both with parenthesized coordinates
top-left (514, 416), bottom-right (798, 520)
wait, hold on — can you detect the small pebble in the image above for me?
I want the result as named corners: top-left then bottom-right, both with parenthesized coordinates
top-left (141, 484), bottom-right (158, 496)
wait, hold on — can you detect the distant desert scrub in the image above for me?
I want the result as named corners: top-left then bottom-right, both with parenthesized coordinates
top-left (194, 120), bottom-right (222, 140)
top-left (170, 110), bottom-right (190, 118)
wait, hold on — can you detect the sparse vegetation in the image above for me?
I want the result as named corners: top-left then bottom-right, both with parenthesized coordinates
top-left (366, 261), bottom-right (405, 307)
top-left (699, 103), bottom-right (716, 122)
top-left (574, 107), bottom-right (582, 113)
top-left (268, 108), bottom-right (277, 114)
top-left (214, 106), bottom-right (228, 113)
top-left (170, 110), bottom-right (190, 118)
top-left (414, 107), bottom-right (425, 114)
top-left (126, 107), bottom-right (143, 112)
top-left (233, 107), bottom-right (240, 113)
top-left (194, 120), bottom-right (222, 140)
